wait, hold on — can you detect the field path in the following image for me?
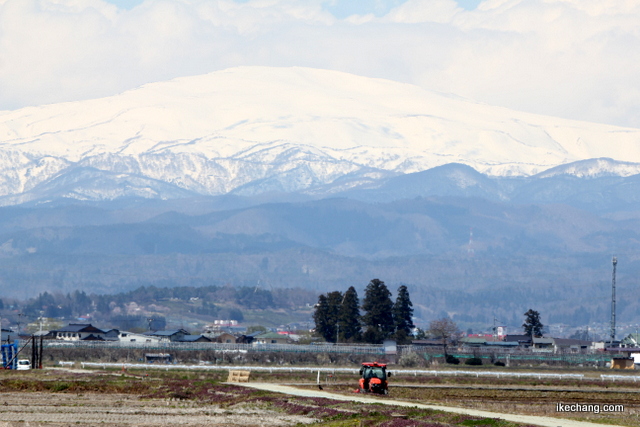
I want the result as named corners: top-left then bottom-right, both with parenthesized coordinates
top-left (238, 383), bottom-right (625, 427)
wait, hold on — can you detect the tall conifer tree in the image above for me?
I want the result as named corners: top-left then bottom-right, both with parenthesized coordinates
top-left (361, 278), bottom-right (394, 344)
top-left (523, 309), bottom-right (544, 338)
top-left (392, 285), bottom-right (414, 344)
top-left (313, 294), bottom-right (332, 341)
top-left (338, 286), bottom-right (361, 342)
top-left (325, 291), bottom-right (343, 342)
top-left (312, 291), bottom-right (343, 342)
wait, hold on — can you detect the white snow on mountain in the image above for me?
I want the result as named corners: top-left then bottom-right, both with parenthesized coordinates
top-left (534, 158), bottom-right (640, 178)
top-left (1, 66), bottom-right (640, 202)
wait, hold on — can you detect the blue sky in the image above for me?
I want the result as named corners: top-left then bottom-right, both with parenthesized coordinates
top-left (2, 0), bottom-right (640, 128)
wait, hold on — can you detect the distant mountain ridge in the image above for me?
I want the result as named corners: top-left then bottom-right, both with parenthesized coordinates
top-left (1, 66), bottom-right (640, 205)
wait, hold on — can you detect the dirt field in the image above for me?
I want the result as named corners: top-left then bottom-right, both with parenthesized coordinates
top-left (0, 391), bottom-right (315, 426)
top-left (2, 366), bottom-right (639, 427)
top-left (245, 383), bottom-right (629, 427)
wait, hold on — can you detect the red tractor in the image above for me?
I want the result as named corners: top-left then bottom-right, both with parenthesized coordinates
top-left (358, 362), bottom-right (391, 394)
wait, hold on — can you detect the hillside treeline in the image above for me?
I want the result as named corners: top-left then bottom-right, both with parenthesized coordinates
top-left (12, 284), bottom-right (317, 332)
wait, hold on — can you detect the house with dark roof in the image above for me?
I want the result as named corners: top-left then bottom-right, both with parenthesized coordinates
top-left (503, 334), bottom-right (532, 347)
top-left (178, 335), bottom-right (211, 343)
top-left (103, 329), bottom-right (120, 341)
top-left (236, 332), bottom-right (261, 344)
top-left (52, 324), bottom-right (106, 341)
top-left (144, 329), bottom-right (190, 342)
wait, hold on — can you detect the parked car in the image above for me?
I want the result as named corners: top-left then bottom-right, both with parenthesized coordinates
top-left (17, 359), bottom-right (31, 370)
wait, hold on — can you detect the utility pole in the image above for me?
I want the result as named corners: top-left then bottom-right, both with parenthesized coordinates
top-left (492, 315), bottom-right (497, 341)
top-left (611, 256), bottom-right (617, 345)
top-left (16, 313), bottom-right (24, 337)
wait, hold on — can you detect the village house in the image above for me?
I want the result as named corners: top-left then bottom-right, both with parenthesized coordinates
top-left (235, 332), bottom-right (261, 344)
top-left (532, 337), bottom-right (555, 351)
top-left (143, 329), bottom-right (190, 342)
top-left (553, 338), bottom-right (592, 353)
top-left (52, 324), bottom-right (106, 341)
top-left (114, 330), bottom-right (162, 344)
top-left (179, 335), bottom-right (211, 343)
top-left (621, 333), bottom-right (640, 348)
top-left (214, 332), bottom-right (236, 344)
top-left (254, 332), bottom-right (291, 345)
top-left (503, 334), bottom-right (532, 348)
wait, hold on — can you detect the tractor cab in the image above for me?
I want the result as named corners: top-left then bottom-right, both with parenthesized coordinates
top-left (358, 362), bottom-right (390, 394)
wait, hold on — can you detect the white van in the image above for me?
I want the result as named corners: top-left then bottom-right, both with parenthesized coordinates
top-left (17, 359), bottom-right (31, 370)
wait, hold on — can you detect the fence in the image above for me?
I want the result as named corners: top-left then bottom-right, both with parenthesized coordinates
top-left (411, 347), bottom-right (612, 365)
top-left (24, 340), bottom-right (615, 367)
top-left (72, 362), bottom-right (584, 380)
top-left (41, 341), bottom-right (387, 355)
top-left (74, 363), bottom-right (640, 383)
top-left (78, 362), bottom-right (363, 373)
top-left (601, 375), bottom-right (640, 382)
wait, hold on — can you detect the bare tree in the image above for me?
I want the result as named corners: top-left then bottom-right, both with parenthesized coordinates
top-left (428, 317), bottom-right (460, 356)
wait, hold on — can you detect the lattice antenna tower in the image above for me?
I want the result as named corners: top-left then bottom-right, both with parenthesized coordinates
top-left (610, 256), bottom-right (617, 344)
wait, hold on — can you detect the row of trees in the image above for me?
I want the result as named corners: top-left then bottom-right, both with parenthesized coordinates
top-left (312, 279), bottom-right (414, 344)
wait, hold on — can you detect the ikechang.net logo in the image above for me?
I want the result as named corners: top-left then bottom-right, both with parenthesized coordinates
top-left (556, 403), bottom-right (624, 414)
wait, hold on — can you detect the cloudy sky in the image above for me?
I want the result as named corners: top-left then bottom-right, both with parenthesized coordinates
top-left (1, 0), bottom-right (639, 128)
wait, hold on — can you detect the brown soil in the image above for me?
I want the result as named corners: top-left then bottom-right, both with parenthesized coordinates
top-left (0, 391), bottom-right (315, 426)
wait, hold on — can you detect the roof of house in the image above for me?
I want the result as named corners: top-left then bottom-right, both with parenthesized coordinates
top-left (256, 332), bottom-right (289, 340)
top-left (82, 334), bottom-right (105, 341)
top-left (532, 337), bottom-right (555, 344)
top-left (486, 341), bottom-right (519, 347)
top-left (179, 335), bottom-right (211, 342)
top-left (55, 323), bottom-right (105, 334)
top-left (461, 337), bottom-right (487, 344)
top-left (504, 334), bottom-right (532, 342)
top-left (621, 334), bottom-right (640, 344)
top-left (145, 329), bottom-right (190, 337)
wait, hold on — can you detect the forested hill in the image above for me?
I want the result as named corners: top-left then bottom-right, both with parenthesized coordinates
top-left (12, 284), bottom-right (318, 332)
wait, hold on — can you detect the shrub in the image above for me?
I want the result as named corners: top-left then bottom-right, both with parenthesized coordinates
top-left (445, 354), bottom-right (460, 365)
top-left (398, 352), bottom-right (424, 367)
top-left (494, 361), bottom-right (506, 367)
top-left (465, 357), bottom-right (482, 366)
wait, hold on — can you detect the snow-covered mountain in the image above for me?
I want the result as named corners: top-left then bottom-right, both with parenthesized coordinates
top-left (533, 158), bottom-right (640, 178)
top-left (1, 66), bottom-right (640, 203)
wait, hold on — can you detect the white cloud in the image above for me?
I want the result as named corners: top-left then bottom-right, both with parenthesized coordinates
top-left (385, 0), bottom-right (462, 23)
top-left (0, 0), bottom-right (639, 128)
